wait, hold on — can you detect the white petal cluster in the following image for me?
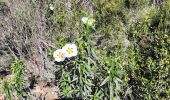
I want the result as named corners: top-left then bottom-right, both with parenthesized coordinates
top-left (53, 43), bottom-right (78, 62)
top-left (53, 49), bottom-right (65, 62)
top-left (49, 5), bottom-right (54, 10)
top-left (62, 44), bottom-right (78, 58)
top-left (81, 17), bottom-right (95, 26)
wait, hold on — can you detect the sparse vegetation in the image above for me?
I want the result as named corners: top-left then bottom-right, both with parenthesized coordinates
top-left (0, 0), bottom-right (170, 99)
top-left (1, 60), bottom-right (25, 100)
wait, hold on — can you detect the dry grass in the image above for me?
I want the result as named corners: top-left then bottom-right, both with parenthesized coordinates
top-left (0, 0), bottom-right (54, 72)
top-left (0, 0), bottom-right (59, 98)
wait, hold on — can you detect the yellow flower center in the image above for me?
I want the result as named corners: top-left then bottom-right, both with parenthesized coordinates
top-left (57, 52), bottom-right (64, 58)
top-left (67, 48), bottom-right (73, 54)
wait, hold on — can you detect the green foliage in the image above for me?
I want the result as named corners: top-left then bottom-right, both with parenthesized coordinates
top-left (11, 60), bottom-right (25, 97)
top-left (2, 79), bottom-right (13, 100)
top-left (50, 0), bottom-right (170, 99)
top-left (2, 60), bottom-right (25, 99)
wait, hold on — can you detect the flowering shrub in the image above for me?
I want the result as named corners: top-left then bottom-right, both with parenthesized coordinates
top-left (0, 0), bottom-right (169, 99)
top-left (51, 0), bottom-right (170, 99)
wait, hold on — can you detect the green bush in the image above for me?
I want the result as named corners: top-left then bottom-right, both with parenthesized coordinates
top-left (50, 0), bottom-right (170, 99)
top-left (2, 60), bottom-right (25, 100)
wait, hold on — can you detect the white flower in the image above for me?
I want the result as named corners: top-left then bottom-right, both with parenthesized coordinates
top-left (49, 5), bottom-right (54, 10)
top-left (53, 49), bottom-right (65, 62)
top-left (82, 17), bottom-right (88, 23)
top-left (81, 17), bottom-right (95, 26)
top-left (62, 43), bottom-right (78, 58)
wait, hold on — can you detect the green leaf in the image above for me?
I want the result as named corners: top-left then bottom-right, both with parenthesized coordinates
top-left (116, 70), bottom-right (125, 76)
top-left (100, 76), bottom-right (109, 86)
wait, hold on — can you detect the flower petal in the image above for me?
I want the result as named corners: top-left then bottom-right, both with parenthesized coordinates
top-left (62, 43), bottom-right (78, 58)
top-left (53, 49), bottom-right (66, 62)
top-left (82, 17), bottom-right (88, 23)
